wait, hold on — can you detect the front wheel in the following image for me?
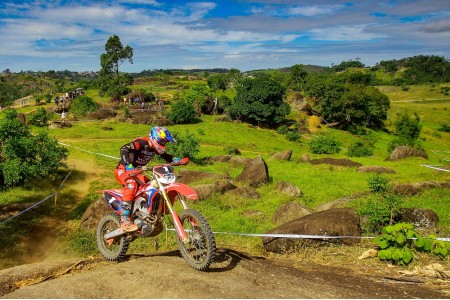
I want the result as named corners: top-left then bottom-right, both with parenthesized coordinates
top-left (96, 213), bottom-right (130, 261)
top-left (176, 209), bottom-right (216, 271)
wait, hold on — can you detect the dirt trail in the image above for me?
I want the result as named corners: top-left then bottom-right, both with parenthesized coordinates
top-left (0, 249), bottom-right (446, 299)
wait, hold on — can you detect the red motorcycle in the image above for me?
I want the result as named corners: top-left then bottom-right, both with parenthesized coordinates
top-left (95, 160), bottom-right (216, 271)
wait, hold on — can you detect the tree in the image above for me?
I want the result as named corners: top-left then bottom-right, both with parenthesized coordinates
top-left (290, 64), bottom-right (308, 92)
top-left (228, 73), bottom-right (290, 126)
top-left (388, 111), bottom-right (423, 151)
top-left (168, 100), bottom-right (196, 124)
top-left (0, 109), bottom-right (68, 187)
top-left (99, 35), bottom-right (133, 97)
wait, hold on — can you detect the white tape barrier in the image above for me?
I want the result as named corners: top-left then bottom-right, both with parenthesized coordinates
top-left (0, 170), bottom-right (73, 225)
top-left (166, 228), bottom-right (450, 242)
top-left (421, 164), bottom-right (450, 173)
top-left (58, 142), bottom-right (120, 160)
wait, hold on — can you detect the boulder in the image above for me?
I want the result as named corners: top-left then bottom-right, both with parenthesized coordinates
top-left (225, 186), bottom-right (260, 199)
top-left (357, 166), bottom-right (396, 174)
top-left (396, 208), bottom-right (439, 230)
top-left (298, 153), bottom-right (310, 163)
top-left (272, 201), bottom-right (313, 224)
top-left (177, 170), bottom-right (231, 185)
top-left (235, 156), bottom-right (269, 187)
top-left (228, 156), bottom-right (252, 166)
top-left (393, 181), bottom-right (450, 196)
top-left (263, 208), bottom-right (362, 253)
top-left (271, 150), bottom-right (293, 161)
top-left (208, 155), bottom-right (232, 163)
top-left (386, 146), bottom-right (428, 161)
top-left (309, 158), bottom-right (362, 167)
top-left (275, 181), bottom-right (302, 197)
top-left (193, 180), bottom-right (237, 200)
top-left (80, 198), bottom-right (113, 230)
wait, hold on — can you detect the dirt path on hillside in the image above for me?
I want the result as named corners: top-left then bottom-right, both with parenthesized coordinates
top-left (0, 249), bottom-right (447, 299)
top-left (17, 157), bottom-right (97, 265)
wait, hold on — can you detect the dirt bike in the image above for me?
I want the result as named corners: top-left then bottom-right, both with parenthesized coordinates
top-left (95, 159), bottom-right (216, 271)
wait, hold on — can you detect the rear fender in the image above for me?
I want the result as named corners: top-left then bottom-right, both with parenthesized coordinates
top-left (166, 183), bottom-right (198, 202)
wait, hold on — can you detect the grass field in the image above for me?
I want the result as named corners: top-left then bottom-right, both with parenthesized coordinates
top-left (0, 82), bottom-right (449, 267)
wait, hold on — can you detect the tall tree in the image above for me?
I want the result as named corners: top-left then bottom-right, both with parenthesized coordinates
top-left (99, 35), bottom-right (133, 97)
top-left (228, 73), bottom-right (290, 126)
top-left (290, 64), bottom-right (308, 92)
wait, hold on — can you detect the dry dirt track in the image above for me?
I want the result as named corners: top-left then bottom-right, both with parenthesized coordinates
top-left (0, 248), bottom-right (445, 299)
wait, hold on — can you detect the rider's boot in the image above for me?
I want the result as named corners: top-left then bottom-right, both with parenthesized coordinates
top-left (120, 200), bottom-right (138, 232)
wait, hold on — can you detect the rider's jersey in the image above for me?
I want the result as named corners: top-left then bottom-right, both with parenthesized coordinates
top-left (117, 137), bottom-right (173, 167)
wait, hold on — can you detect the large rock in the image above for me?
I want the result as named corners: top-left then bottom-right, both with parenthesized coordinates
top-left (177, 170), bottom-right (231, 185)
top-left (193, 180), bottom-right (237, 200)
top-left (271, 150), bottom-right (293, 161)
top-left (386, 146), bottom-right (428, 161)
top-left (228, 156), bottom-right (252, 166)
top-left (393, 181), bottom-right (450, 196)
top-left (357, 166), bottom-right (396, 174)
top-left (225, 186), bottom-right (260, 199)
top-left (263, 208), bottom-right (362, 253)
top-left (235, 156), bottom-right (269, 187)
top-left (272, 201), bottom-right (313, 224)
top-left (309, 158), bottom-right (362, 167)
top-left (275, 181), bottom-right (302, 197)
top-left (396, 208), bottom-right (439, 230)
top-left (80, 198), bottom-right (113, 230)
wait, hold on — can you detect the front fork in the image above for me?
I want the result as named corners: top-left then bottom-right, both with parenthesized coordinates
top-left (159, 186), bottom-right (189, 244)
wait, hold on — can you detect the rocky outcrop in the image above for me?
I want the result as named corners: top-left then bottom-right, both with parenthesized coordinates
top-left (309, 158), bottom-right (362, 167)
top-left (275, 181), bottom-right (302, 197)
top-left (235, 156), bottom-right (269, 187)
top-left (386, 146), bottom-right (428, 161)
top-left (271, 150), bottom-right (293, 161)
top-left (272, 201), bottom-right (313, 225)
top-left (357, 166), bottom-right (396, 174)
top-left (396, 208), bottom-right (439, 230)
top-left (263, 208), bottom-right (362, 253)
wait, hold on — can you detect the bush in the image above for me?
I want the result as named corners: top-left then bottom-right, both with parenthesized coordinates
top-left (347, 141), bottom-right (374, 157)
top-left (70, 95), bottom-right (99, 116)
top-left (286, 131), bottom-right (301, 142)
top-left (358, 175), bottom-right (403, 233)
top-left (168, 100), bottom-right (196, 124)
top-left (27, 107), bottom-right (51, 126)
top-left (437, 124), bottom-right (450, 132)
top-left (309, 135), bottom-right (341, 154)
top-left (276, 125), bottom-right (289, 135)
top-left (374, 223), bottom-right (449, 266)
top-left (166, 130), bottom-right (200, 159)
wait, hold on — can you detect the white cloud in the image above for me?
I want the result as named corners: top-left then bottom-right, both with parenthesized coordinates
top-left (309, 25), bottom-right (385, 41)
top-left (288, 5), bottom-right (343, 17)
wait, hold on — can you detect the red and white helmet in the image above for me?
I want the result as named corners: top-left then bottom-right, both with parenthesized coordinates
top-left (149, 126), bottom-right (176, 154)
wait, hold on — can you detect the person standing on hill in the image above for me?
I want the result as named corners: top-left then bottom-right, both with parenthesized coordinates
top-left (114, 126), bottom-right (185, 232)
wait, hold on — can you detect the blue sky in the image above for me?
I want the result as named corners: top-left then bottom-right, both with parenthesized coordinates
top-left (0, 0), bottom-right (449, 72)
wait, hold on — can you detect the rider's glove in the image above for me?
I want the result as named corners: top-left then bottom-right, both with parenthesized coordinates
top-left (173, 157), bottom-right (181, 163)
top-left (126, 164), bottom-right (135, 171)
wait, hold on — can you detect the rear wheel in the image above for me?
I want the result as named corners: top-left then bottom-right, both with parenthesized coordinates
top-left (96, 213), bottom-right (130, 261)
top-left (176, 209), bottom-right (216, 271)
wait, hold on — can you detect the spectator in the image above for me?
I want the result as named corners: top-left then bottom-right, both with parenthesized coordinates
top-left (141, 101), bottom-right (145, 112)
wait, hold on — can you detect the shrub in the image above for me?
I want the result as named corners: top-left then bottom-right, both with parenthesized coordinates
top-left (359, 175), bottom-right (402, 233)
top-left (166, 130), bottom-right (200, 159)
top-left (347, 140), bottom-right (374, 157)
top-left (168, 100), bottom-right (196, 124)
top-left (286, 131), bottom-right (301, 142)
top-left (309, 135), bottom-right (341, 154)
top-left (70, 95), bottom-right (99, 116)
top-left (374, 223), bottom-right (449, 266)
top-left (27, 107), bottom-right (51, 126)
top-left (437, 124), bottom-right (450, 132)
top-left (276, 125), bottom-right (289, 135)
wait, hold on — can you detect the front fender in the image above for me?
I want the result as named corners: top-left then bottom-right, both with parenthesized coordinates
top-left (166, 183), bottom-right (198, 201)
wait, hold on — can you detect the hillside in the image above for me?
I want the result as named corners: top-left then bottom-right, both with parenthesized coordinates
top-left (0, 69), bottom-right (449, 297)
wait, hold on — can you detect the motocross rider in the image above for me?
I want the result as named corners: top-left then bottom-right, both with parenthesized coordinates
top-left (115, 126), bottom-right (180, 232)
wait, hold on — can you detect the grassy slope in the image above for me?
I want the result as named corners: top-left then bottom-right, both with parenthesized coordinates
top-left (1, 81), bottom-right (449, 262)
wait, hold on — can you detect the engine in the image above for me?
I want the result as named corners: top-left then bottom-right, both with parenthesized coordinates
top-left (132, 196), bottom-right (163, 237)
